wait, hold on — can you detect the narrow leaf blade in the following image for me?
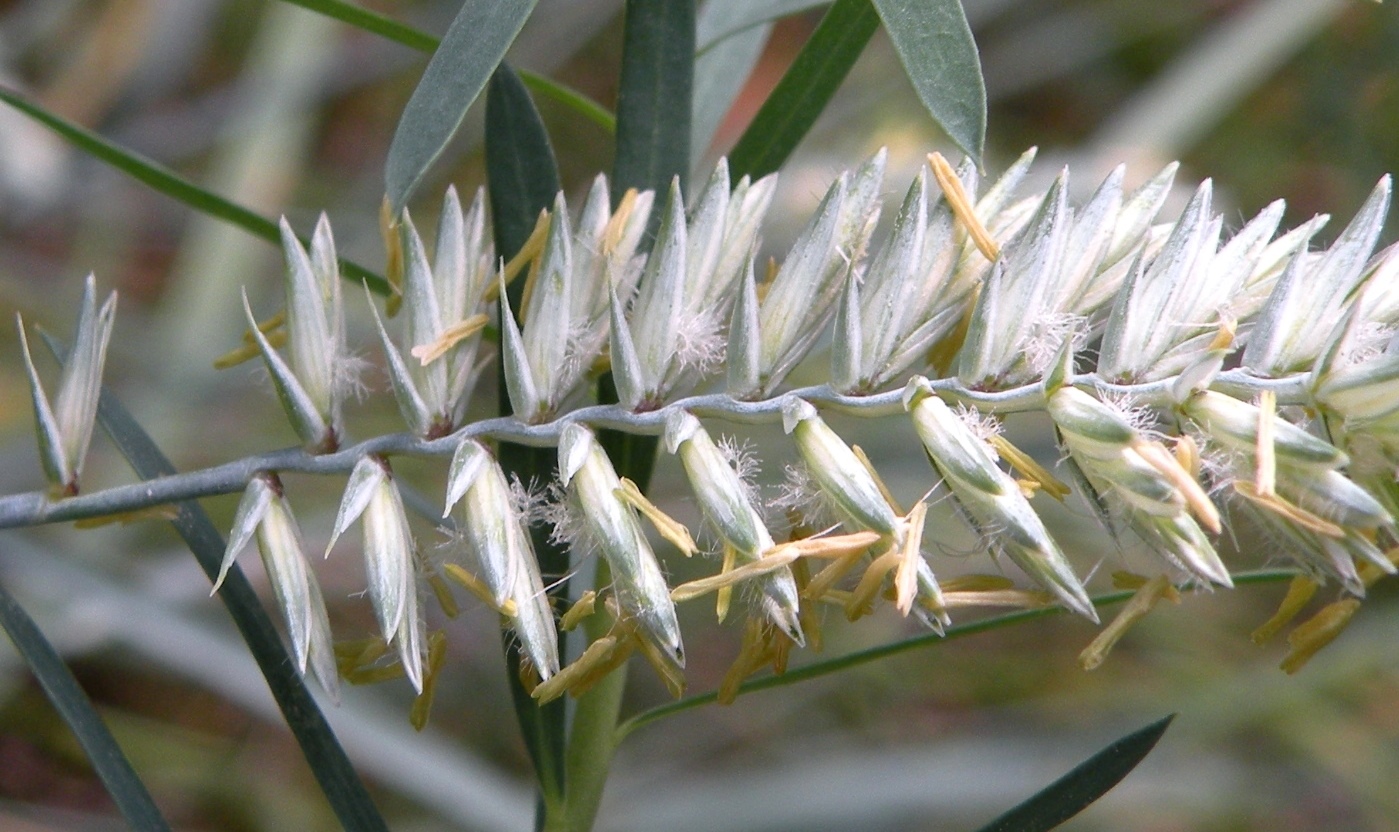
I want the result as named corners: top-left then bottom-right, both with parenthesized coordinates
top-left (0, 577), bottom-right (172, 830)
top-left (613, 0), bottom-right (696, 205)
top-left (385, 0), bottom-right (539, 211)
top-left (56, 339), bottom-right (389, 831)
top-left (973, 715), bottom-right (1176, 832)
top-left (0, 86), bottom-right (389, 294)
top-left (726, 0), bottom-right (879, 182)
top-left (871, 0), bottom-right (985, 160)
top-left (484, 63), bottom-right (569, 805)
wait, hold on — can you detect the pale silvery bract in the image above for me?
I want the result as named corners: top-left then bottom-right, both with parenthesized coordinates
top-left (371, 187), bottom-right (493, 436)
top-left (558, 424), bottom-right (685, 665)
top-left (16, 274), bottom-right (117, 495)
top-left (1047, 386), bottom-right (1229, 586)
top-left (730, 150), bottom-right (885, 399)
top-left (216, 473), bottom-right (339, 697)
top-left (1244, 177), bottom-right (1392, 376)
top-left (958, 171), bottom-right (1072, 388)
top-left (664, 410), bottom-right (803, 642)
top-left (444, 439), bottom-right (560, 680)
top-left (502, 180), bottom-right (655, 421)
top-left (613, 162), bottom-right (777, 409)
top-left (242, 216), bottom-right (351, 452)
top-left (904, 379), bottom-right (1097, 620)
top-left (326, 455), bottom-right (425, 692)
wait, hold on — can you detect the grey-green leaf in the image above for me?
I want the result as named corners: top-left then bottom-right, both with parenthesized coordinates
top-left (871, 0), bottom-right (986, 161)
top-left (385, 0), bottom-right (539, 212)
top-left (0, 576), bottom-right (172, 831)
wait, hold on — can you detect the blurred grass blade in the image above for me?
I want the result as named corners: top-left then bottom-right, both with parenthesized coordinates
top-left (871, 0), bottom-right (985, 160)
top-left (972, 715), bottom-right (1175, 832)
top-left (0, 86), bottom-right (389, 295)
top-left (692, 0), bottom-right (773, 168)
top-left (726, 0), bottom-right (878, 182)
top-left (278, 0), bottom-right (614, 132)
top-left (613, 0), bottom-right (696, 203)
top-left (281, 0), bottom-right (437, 50)
top-left (385, 0), bottom-right (538, 212)
top-left (0, 576), bottom-right (172, 831)
top-left (485, 63), bottom-right (568, 808)
top-left (39, 335), bottom-right (388, 831)
top-left (697, 0), bottom-right (830, 50)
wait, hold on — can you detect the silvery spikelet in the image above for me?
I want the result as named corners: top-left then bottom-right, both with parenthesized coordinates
top-left (16, 274), bottom-right (117, 496)
top-left (611, 163), bottom-right (775, 410)
top-left (326, 455), bottom-right (426, 691)
top-left (781, 397), bottom-right (949, 625)
top-left (243, 216), bottom-right (351, 452)
top-left (444, 439), bottom-right (560, 680)
top-left (664, 410), bottom-right (803, 643)
top-left (215, 472), bottom-right (339, 697)
top-left (1180, 390), bottom-right (1396, 590)
top-left (904, 378), bottom-right (1096, 621)
top-left (371, 187), bottom-right (493, 437)
top-left (502, 179), bottom-right (653, 422)
top-left (558, 424), bottom-right (685, 665)
top-left (730, 150), bottom-right (885, 399)
top-left (1046, 384), bottom-right (1229, 586)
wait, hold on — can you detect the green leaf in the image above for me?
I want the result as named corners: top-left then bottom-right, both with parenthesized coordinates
top-left (52, 336), bottom-right (388, 831)
top-left (871, 0), bottom-right (985, 160)
top-left (385, 0), bottom-right (538, 212)
top-left (0, 576), bottom-right (171, 831)
top-left (277, 0), bottom-right (614, 133)
top-left (0, 86), bottom-right (390, 295)
top-left (726, 0), bottom-right (879, 183)
top-left (972, 715), bottom-right (1176, 832)
top-left (612, 0), bottom-right (696, 204)
top-left (484, 63), bottom-right (568, 811)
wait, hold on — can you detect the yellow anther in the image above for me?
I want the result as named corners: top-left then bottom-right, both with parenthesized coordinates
top-left (1131, 438), bottom-right (1220, 533)
top-left (561, 590), bottom-right (598, 632)
top-left (615, 477), bottom-right (697, 556)
top-left (990, 435), bottom-right (1071, 501)
top-left (1255, 389), bottom-right (1277, 497)
top-left (1079, 574), bottom-right (1178, 670)
top-left (846, 549), bottom-right (900, 620)
top-left (716, 543), bottom-right (737, 624)
top-left (410, 313), bottom-right (491, 366)
top-left (1251, 575), bottom-right (1319, 644)
top-left (427, 574), bottom-right (460, 619)
top-left (410, 631), bottom-right (448, 730)
top-left (803, 545), bottom-right (869, 602)
top-left (1233, 482), bottom-right (1344, 538)
top-left (632, 630), bottom-right (686, 699)
top-left (929, 151), bottom-right (1000, 262)
top-left (894, 501), bottom-right (928, 615)
top-left (719, 617), bottom-right (769, 705)
top-left (602, 188), bottom-right (641, 256)
top-left (484, 209), bottom-right (550, 304)
top-left (214, 313), bottom-right (286, 369)
top-left (1174, 434), bottom-right (1201, 480)
top-left (1281, 599), bottom-right (1361, 674)
top-left (442, 563), bottom-right (519, 617)
top-left (791, 559), bottom-right (823, 653)
top-left (73, 504), bottom-right (178, 528)
top-left (334, 636), bottom-right (389, 676)
top-left (532, 635), bottom-right (622, 703)
top-left (380, 196), bottom-right (404, 316)
top-left (1208, 317), bottom-right (1237, 352)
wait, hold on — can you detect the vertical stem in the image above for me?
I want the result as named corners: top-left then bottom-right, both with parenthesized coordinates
top-left (485, 64), bottom-right (569, 820)
top-left (558, 2), bottom-right (695, 830)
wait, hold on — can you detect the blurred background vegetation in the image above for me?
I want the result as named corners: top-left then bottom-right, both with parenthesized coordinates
top-left (2, 0), bottom-right (1398, 829)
